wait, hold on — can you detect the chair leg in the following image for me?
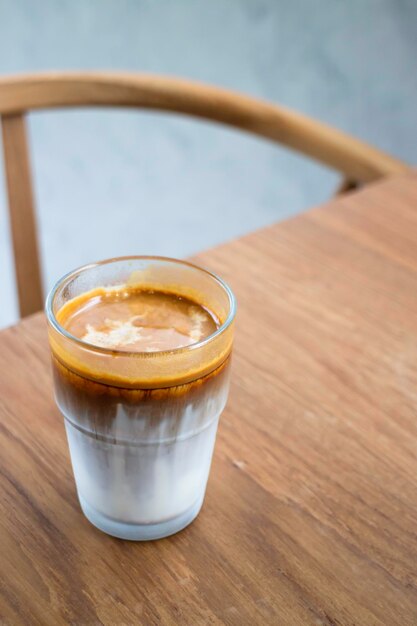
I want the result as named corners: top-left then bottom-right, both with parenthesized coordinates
top-left (1, 113), bottom-right (44, 317)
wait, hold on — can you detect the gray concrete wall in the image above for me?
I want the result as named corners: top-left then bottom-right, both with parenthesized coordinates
top-left (0, 0), bottom-right (416, 327)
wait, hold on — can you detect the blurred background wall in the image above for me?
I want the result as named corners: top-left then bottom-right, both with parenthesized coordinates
top-left (0, 0), bottom-right (416, 328)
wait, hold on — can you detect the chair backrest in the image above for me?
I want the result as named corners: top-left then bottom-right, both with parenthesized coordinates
top-left (0, 72), bottom-right (408, 318)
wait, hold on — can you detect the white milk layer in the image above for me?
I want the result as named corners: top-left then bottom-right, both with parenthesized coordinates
top-left (64, 410), bottom-right (219, 524)
top-left (57, 368), bottom-right (230, 532)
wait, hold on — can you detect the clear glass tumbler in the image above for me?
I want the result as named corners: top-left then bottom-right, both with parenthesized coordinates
top-left (46, 257), bottom-right (236, 540)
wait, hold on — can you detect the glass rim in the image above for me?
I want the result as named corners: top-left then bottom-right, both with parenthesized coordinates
top-left (45, 255), bottom-right (237, 358)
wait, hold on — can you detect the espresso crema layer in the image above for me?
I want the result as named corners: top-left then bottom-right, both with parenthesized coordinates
top-left (50, 284), bottom-right (232, 389)
top-left (58, 286), bottom-right (219, 353)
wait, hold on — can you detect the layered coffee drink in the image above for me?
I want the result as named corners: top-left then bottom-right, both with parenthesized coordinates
top-left (47, 258), bottom-right (235, 540)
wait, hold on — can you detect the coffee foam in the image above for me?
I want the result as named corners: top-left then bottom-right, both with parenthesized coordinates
top-left (60, 286), bottom-right (216, 353)
top-left (82, 312), bottom-right (205, 351)
top-left (50, 283), bottom-right (233, 388)
top-left (83, 318), bottom-right (145, 349)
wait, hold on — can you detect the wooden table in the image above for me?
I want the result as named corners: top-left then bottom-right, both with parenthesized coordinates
top-left (1, 173), bottom-right (417, 625)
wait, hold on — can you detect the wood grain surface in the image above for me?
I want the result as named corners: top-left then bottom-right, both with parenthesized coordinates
top-left (0, 173), bottom-right (417, 625)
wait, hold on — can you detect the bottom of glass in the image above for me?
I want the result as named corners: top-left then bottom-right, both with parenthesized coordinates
top-left (78, 494), bottom-right (205, 541)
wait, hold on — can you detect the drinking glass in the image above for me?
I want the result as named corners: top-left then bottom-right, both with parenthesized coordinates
top-left (46, 256), bottom-right (236, 540)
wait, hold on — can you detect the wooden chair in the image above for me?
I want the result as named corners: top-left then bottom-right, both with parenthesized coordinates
top-left (0, 72), bottom-right (408, 318)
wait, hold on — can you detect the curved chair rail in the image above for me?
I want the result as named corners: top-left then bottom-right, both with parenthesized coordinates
top-left (0, 72), bottom-right (409, 318)
top-left (0, 72), bottom-right (407, 183)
